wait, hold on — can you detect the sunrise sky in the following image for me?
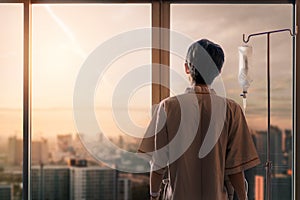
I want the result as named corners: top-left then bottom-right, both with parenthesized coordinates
top-left (0, 3), bottom-right (294, 141)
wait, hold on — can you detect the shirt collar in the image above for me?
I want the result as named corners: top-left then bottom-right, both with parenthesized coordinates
top-left (185, 84), bottom-right (216, 94)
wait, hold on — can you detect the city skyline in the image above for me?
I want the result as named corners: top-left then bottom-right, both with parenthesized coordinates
top-left (1, 123), bottom-right (292, 200)
top-left (0, 3), bottom-right (295, 200)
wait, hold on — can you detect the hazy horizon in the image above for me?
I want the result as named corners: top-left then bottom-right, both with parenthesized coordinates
top-left (0, 3), bottom-right (294, 141)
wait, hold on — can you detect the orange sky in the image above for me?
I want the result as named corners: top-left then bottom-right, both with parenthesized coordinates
top-left (0, 4), bottom-right (294, 141)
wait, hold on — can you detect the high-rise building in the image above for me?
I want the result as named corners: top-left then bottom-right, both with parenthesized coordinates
top-left (70, 166), bottom-right (117, 200)
top-left (255, 175), bottom-right (264, 200)
top-left (283, 129), bottom-right (293, 173)
top-left (8, 137), bottom-right (49, 166)
top-left (72, 134), bottom-right (91, 158)
top-left (118, 178), bottom-right (132, 200)
top-left (32, 160), bottom-right (131, 200)
top-left (31, 165), bottom-right (70, 200)
top-left (246, 128), bottom-right (288, 199)
top-left (255, 126), bottom-right (284, 174)
top-left (57, 134), bottom-right (73, 153)
top-left (0, 184), bottom-right (12, 200)
top-left (7, 136), bottom-right (22, 166)
top-left (31, 138), bottom-right (49, 165)
top-left (284, 129), bottom-right (292, 153)
top-left (271, 174), bottom-right (292, 200)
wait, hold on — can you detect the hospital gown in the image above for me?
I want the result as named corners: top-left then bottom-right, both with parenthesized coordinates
top-left (138, 85), bottom-right (260, 200)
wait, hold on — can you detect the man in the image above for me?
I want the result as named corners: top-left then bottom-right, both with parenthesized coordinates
top-left (138, 39), bottom-right (260, 200)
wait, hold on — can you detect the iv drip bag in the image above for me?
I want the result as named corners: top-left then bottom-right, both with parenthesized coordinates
top-left (238, 45), bottom-right (253, 93)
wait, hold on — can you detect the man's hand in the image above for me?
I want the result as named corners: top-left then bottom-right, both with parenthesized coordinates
top-left (150, 171), bottom-right (162, 200)
top-left (150, 190), bottom-right (160, 200)
top-left (228, 171), bottom-right (247, 200)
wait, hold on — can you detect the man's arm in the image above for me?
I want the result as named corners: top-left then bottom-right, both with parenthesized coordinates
top-left (225, 104), bottom-right (260, 199)
top-left (228, 171), bottom-right (246, 200)
top-left (149, 102), bottom-right (169, 199)
top-left (150, 171), bottom-right (164, 199)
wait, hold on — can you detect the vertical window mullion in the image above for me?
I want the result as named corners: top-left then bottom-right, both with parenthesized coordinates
top-left (23, 0), bottom-right (32, 200)
top-left (295, 1), bottom-right (300, 200)
top-left (152, 1), bottom-right (170, 105)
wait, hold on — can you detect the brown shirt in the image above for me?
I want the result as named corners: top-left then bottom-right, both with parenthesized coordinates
top-left (139, 85), bottom-right (260, 200)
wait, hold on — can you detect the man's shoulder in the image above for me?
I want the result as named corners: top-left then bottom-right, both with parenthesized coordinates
top-left (161, 93), bottom-right (187, 103)
top-left (159, 93), bottom-right (192, 111)
top-left (161, 93), bottom-right (243, 112)
top-left (225, 98), bottom-right (240, 107)
top-left (224, 98), bottom-right (244, 117)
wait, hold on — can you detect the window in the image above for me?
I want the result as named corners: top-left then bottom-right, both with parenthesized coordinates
top-left (170, 4), bottom-right (293, 200)
top-left (31, 4), bottom-right (151, 200)
top-left (0, 1), bottom-right (297, 200)
top-left (0, 3), bottom-right (23, 200)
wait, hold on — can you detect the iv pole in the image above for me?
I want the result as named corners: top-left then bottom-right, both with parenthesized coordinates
top-left (242, 28), bottom-right (295, 200)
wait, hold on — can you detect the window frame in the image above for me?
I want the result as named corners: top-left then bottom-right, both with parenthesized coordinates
top-left (0, 0), bottom-right (297, 199)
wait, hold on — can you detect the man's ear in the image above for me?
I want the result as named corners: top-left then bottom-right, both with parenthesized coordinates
top-left (185, 63), bottom-right (190, 74)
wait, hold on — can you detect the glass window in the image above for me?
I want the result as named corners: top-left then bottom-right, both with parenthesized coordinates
top-left (170, 4), bottom-right (293, 200)
top-left (32, 4), bottom-right (151, 200)
top-left (0, 3), bottom-right (23, 200)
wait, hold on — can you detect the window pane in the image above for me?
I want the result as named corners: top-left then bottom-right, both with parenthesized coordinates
top-left (32, 4), bottom-right (151, 200)
top-left (0, 3), bottom-right (23, 200)
top-left (171, 4), bottom-right (293, 200)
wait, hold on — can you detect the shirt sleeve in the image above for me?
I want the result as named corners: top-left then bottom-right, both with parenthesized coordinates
top-left (152, 101), bottom-right (169, 175)
top-left (225, 103), bottom-right (260, 175)
top-left (137, 104), bottom-right (159, 156)
top-left (138, 101), bottom-right (169, 175)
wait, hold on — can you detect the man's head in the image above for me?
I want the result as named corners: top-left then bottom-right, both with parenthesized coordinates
top-left (185, 39), bottom-right (225, 85)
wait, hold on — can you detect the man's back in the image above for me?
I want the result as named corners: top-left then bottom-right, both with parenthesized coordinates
top-left (141, 85), bottom-right (260, 199)
top-left (166, 85), bottom-right (228, 199)
top-left (139, 39), bottom-right (260, 200)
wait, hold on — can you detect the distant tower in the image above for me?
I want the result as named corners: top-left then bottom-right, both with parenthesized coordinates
top-left (255, 175), bottom-right (264, 200)
top-left (271, 174), bottom-right (292, 200)
top-left (7, 136), bottom-right (22, 166)
top-left (31, 138), bottom-right (49, 165)
top-left (0, 184), bottom-right (13, 200)
top-left (118, 178), bottom-right (132, 200)
top-left (284, 129), bottom-right (292, 153)
top-left (57, 134), bottom-right (73, 152)
top-left (118, 135), bottom-right (124, 148)
top-left (256, 126), bottom-right (284, 174)
top-left (70, 165), bottom-right (117, 200)
top-left (249, 127), bottom-right (286, 200)
top-left (31, 165), bottom-right (70, 200)
top-left (284, 129), bottom-right (293, 173)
